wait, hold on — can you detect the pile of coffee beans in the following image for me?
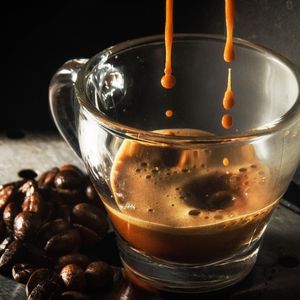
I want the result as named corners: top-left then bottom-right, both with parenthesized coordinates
top-left (0, 165), bottom-right (115, 300)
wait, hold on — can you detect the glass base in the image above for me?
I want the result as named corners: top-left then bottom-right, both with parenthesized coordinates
top-left (117, 236), bottom-right (260, 293)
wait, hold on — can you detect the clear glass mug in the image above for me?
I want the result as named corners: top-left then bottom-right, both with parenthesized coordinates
top-left (49, 34), bottom-right (300, 293)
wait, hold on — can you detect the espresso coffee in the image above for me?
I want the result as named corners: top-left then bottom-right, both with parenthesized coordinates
top-left (103, 129), bottom-right (277, 264)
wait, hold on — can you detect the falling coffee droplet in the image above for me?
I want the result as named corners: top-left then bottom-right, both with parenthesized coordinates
top-left (223, 68), bottom-right (234, 110)
top-left (165, 109), bottom-right (174, 118)
top-left (222, 114), bottom-right (233, 129)
top-left (161, 75), bottom-right (176, 89)
top-left (161, 0), bottom-right (176, 89)
top-left (223, 157), bottom-right (230, 167)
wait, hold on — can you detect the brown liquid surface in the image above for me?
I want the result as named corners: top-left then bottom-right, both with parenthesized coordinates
top-left (104, 129), bottom-right (277, 263)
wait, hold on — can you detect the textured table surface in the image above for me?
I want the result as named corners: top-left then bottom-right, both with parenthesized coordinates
top-left (0, 131), bottom-right (299, 300)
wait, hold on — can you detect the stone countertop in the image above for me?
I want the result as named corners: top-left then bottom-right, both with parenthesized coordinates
top-left (0, 131), bottom-right (299, 300)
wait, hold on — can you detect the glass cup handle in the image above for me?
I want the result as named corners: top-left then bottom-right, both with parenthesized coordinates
top-left (49, 59), bottom-right (88, 158)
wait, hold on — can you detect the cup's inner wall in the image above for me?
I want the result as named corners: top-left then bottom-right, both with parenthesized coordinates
top-left (84, 37), bottom-right (299, 136)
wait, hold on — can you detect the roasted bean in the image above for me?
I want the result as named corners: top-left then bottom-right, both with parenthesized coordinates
top-left (42, 201), bottom-right (55, 222)
top-left (56, 188), bottom-right (82, 205)
top-left (0, 180), bottom-right (26, 190)
top-left (72, 203), bottom-right (108, 239)
top-left (56, 253), bottom-right (90, 271)
top-left (0, 221), bottom-right (6, 240)
top-left (60, 264), bottom-right (86, 291)
top-left (39, 187), bottom-right (64, 205)
top-left (0, 236), bottom-right (14, 256)
top-left (12, 263), bottom-right (37, 284)
top-left (23, 243), bottom-right (54, 267)
top-left (85, 184), bottom-right (100, 206)
top-left (54, 169), bottom-right (84, 190)
top-left (73, 224), bottom-right (100, 249)
top-left (60, 291), bottom-right (90, 300)
top-left (22, 191), bottom-right (44, 215)
top-left (38, 168), bottom-right (59, 188)
top-left (0, 240), bottom-right (23, 273)
top-left (0, 185), bottom-right (17, 211)
top-left (44, 229), bottom-right (81, 257)
top-left (37, 219), bottom-right (71, 247)
top-left (14, 212), bottom-right (41, 241)
top-left (59, 165), bottom-right (85, 176)
top-left (53, 204), bottom-right (71, 223)
top-left (26, 268), bottom-right (54, 296)
top-left (27, 279), bottom-right (61, 300)
top-left (85, 261), bottom-right (114, 290)
top-left (3, 202), bottom-right (21, 228)
top-left (19, 180), bottom-right (37, 197)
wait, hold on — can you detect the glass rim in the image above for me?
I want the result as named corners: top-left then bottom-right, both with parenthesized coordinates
top-left (75, 33), bottom-right (300, 145)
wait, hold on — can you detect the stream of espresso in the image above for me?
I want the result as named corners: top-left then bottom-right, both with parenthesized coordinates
top-left (161, 0), bottom-right (176, 90)
top-left (224, 0), bottom-right (235, 62)
top-left (222, 0), bottom-right (235, 130)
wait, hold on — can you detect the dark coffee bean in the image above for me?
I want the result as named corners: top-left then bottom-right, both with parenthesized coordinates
top-left (37, 219), bottom-right (71, 247)
top-left (73, 224), bottom-right (100, 249)
top-left (19, 180), bottom-right (37, 197)
top-left (0, 236), bottom-right (14, 256)
top-left (44, 229), bottom-right (81, 257)
top-left (22, 191), bottom-right (45, 216)
top-left (28, 278), bottom-right (62, 300)
top-left (14, 212), bottom-right (41, 241)
top-left (85, 184), bottom-right (97, 201)
top-left (39, 188), bottom-right (64, 205)
top-left (59, 164), bottom-right (85, 176)
top-left (56, 188), bottom-right (82, 205)
top-left (26, 268), bottom-right (53, 296)
top-left (72, 203), bottom-right (108, 239)
top-left (54, 204), bottom-right (71, 223)
top-left (38, 168), bottom-right (59, 188)
top-left (0, 221), bottom-right (6, 240)
top-left (60, 264), bottom-right (86, 291)
top-left (54, 169), bottom-right (84, 190)
top-left (56, 253), bottom-right (90, 272)
top-left (23, 243), bottom-right (54, 267)
top-left (61, 291), bottom-right (90, 300)
top-left (85, 184), bottom-right (100, 206)
top-left (0, 240), bottom-right (23, 273)
top-left (3, 202), bottom-right (21, 228)
top-left (18, 169), bottom-right (38, 180)
top-left (85, 261), bottom-right (114, 290)
top-left (0, 185), bottom-right (17, 212)
top-left (0, 180), bottom-right (26, 190)
top-left (42, 201), bottom-right (55, 222)
top-left (12, 263), bottom-right (37, 283)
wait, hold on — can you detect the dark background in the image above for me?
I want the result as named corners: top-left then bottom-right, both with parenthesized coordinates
top-left (2, 0), bottom-right (300, 132)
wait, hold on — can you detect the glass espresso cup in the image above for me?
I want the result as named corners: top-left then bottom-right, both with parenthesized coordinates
top-left (49, 34), bottom-right (300, 293)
